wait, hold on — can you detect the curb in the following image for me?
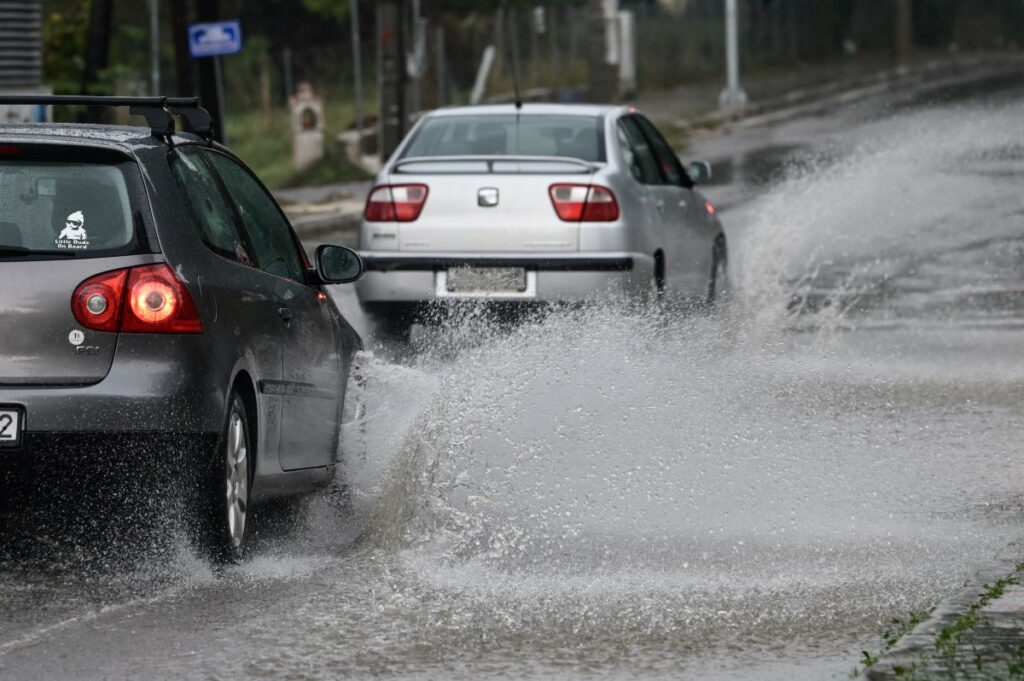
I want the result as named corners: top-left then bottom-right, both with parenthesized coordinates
top-left (287, 211), bottom-right (360, 245)
top-left (865, 545), bottom-right (1024, 679)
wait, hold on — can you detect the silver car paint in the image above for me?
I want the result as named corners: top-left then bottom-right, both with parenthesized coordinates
top-left (357, 104), bottom-right (724, 305)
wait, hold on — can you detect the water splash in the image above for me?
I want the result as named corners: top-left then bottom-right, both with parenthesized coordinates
top-left (327, 102), bottom-right (1024, 677)
top-left (734, 103), bottom-right (1024, 330)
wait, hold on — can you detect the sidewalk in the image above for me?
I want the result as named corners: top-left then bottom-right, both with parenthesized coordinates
top-left (275, 181), bottom-right (371, 247)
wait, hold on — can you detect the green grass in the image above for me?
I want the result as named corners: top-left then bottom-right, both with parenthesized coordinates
top-left (224, 99), bottom-right (373, 190)
top-left (851, 609), bottom-right (933, 677)
top-left (851, 564), bottom-right (1024, 679)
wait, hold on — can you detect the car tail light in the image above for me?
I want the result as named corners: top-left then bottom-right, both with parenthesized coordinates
top-left (363, 184), bottom-right (429, 222)
top-left (72, 264), bottom-right (202, 334)
top-left (72, 269), bottom-right (128, 332)
top-left (121, 264), bottom-right (202, 333)
top-left (705, 201), bottom-right (716, 215)
top-left (549, 184), bottom-right (620, 222)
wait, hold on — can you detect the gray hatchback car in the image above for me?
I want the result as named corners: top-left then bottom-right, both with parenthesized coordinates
top-left (0, 96), bottom-right (364, 560)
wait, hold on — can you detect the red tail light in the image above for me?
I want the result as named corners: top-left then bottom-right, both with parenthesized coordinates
top-left (363, 184), bottom-right (429, 222)
top-left (71, 269), bottom-right (128, 332)
top-left (72, 264), bottom-right (202, 334)
top-left (549, 184), bottom-right (620, 222)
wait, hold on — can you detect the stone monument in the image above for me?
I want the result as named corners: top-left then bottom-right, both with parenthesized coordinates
top-left (289, 82), bottom-right (324, 171)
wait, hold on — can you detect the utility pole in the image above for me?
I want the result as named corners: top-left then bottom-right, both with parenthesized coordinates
top-left (378, 0), bottom-right (406, 160)
top-left (351, 0), bottom-right (364, 134)
top-left (195, 0), bottom-right (224, 142)
top-left (718, 0), bottom-right (747, 114)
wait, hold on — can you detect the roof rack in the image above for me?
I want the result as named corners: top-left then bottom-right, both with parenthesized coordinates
top-left (0, 95), bottom-right (215, 143)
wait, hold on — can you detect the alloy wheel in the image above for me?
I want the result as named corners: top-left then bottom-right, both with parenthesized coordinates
top-left (225, 409), bottom-right (249, 549)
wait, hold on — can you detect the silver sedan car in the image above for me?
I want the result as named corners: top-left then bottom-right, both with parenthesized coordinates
top-left (357, 104), bottom-right (726, 336)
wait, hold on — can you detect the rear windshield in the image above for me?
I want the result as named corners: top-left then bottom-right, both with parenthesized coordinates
top-left (0, 160), bottom-right (136, 259)
top-left (399, 114), bottom-right (606, 162)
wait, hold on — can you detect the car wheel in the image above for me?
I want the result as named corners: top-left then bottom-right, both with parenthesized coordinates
top-left (201, 392), bottom-right (253, 563)
top-left (646, 251), bottom-right (666, 308)
top-left (707, 235), bottom-right (728, 305)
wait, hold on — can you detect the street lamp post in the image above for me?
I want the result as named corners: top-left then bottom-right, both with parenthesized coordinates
top-left (351, 0), bottom-right (363, 135)
top-left (718, 0), bottom-right (747, 114)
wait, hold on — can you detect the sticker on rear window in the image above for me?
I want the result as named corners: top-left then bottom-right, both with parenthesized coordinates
top-left (55, 210), bottom-right (89, 250)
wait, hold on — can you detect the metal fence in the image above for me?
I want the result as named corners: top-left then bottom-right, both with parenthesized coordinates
top-left (208, 0), bottom-right (1024, 124)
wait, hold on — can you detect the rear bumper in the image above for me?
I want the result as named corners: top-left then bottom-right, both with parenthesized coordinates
top-left (356, 251), bottom-right (655, 303)
top-left (0, 334), bottom-right (226, 438)
top-left (1, 431), bottom-right (218, 465)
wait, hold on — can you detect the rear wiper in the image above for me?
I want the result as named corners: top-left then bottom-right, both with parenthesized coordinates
top-left (0, 247), bottom-right (78, 259)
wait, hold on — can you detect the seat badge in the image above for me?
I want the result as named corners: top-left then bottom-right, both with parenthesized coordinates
top-left (478, 187), bottom-right (499, 207)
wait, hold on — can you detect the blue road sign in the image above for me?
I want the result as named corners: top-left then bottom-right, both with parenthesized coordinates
top-left (188, 21), bottom-right (243, 58)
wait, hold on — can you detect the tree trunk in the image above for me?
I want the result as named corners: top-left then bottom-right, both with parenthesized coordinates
top-left (170, 1), bottom-right (195, 98)
top-left (586, 0), bottom-right (616, 102)
top-left (893, 0), bottom-right (913, 63)
top-left (80, 0), bottom-right (114, 121)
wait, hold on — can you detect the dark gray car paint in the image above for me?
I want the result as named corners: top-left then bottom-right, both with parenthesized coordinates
top-left (0, 127), bottom-right (362, 502)
top-left (0, 255), bottom-right (156, 385)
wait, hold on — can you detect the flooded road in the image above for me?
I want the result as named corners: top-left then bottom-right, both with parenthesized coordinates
top-left (3, 71), bottom-right (1024, 680)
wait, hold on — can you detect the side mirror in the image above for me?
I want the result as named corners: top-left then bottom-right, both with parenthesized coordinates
top-left (688, 161), bottom-right (712, 185)
top-left (314, 244), bottom-right (363, 284)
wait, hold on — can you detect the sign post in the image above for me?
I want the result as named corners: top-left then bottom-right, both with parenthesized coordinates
top-left (187, 20), bottom-right (242, 143)
top-left (718, 0), bottom-right (747, 114)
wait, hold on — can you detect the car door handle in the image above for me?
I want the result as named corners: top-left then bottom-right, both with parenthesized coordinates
top-left (278, 306), bottom-right (293, 325)
top-left (678, 200), bottom-right (688, 208)
top-left (655, 200), bottom-right (665, 212)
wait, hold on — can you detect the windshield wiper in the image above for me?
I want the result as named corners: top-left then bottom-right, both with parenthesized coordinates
top-left (0, 246), bottom-right (78, 259)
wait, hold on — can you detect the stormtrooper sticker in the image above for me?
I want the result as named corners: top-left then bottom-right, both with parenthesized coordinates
top-left (55, 210), bottom-right (90, 250)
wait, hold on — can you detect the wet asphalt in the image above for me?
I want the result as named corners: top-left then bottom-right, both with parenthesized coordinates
top-left (3, 65), bottom-right (1024, 680)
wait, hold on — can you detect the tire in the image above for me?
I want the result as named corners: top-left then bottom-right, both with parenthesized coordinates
top-left (707, 235), bottom-right (728, 305)
top-left (365, 303), bottom-right (416, 343)
top-left (375, 315), bottom-right (413, 343)
top-left (201, 392), bottom-right (253, 563)
top-left (646, 251), bottom-right (666, 309)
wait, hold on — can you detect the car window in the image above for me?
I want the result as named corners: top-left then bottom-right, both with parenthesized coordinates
top-left (618, 117), bottom-right (662, 184)
top-left (170, 146), bottom-right (254, 266)
top-left (616, 124), bottom-right (643, 182)
top-left (634, 115), bottom-right (693, 188)
top-left (204, 151), bottom-right (306, 283)
top-left (400, 114), bottom-right (606, 162)
top-left (0, 158), bottom-right (135, 258)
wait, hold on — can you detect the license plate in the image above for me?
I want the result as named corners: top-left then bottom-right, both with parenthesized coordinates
top-left (0, 406), bottom-right (23, 448)
top-left (446, 267), bottom-right (527, 293)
